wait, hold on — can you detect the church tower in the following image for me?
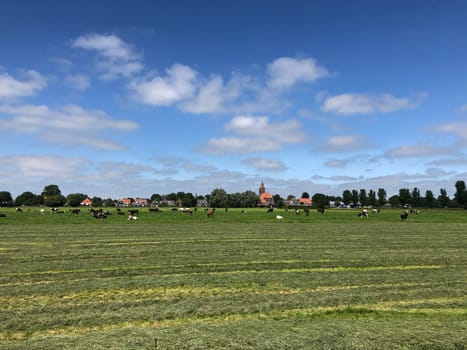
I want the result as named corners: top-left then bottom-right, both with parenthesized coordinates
top-left (259, 181), bottom-right (266, 196)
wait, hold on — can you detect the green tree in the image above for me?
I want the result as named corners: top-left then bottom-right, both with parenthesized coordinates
top-left (454, 180), bottom-right (466, 207)
top-left (15, 192), bottom-right (43, 206)
top-left (438, 188), bottom-right (450, 208)
top-left (242, 190), bottom-right (258, 208)
top-left (103, 198), bottom-right (115, 207)
top-left (181, 192), bottom-right (196, 207)
top-left (351, 190), bottom-right (359, 205)
top-left (150, 193), bottom-right (161, 203)
top-left (209, 188), bottom-right (228, 208)
top-left (91, 197), bottom-right (103, 207)
top-left (342, 190), bottom-right (352, 205)
top-left (399, 188), bottom-right (411, 207)
top-left (41, 184), bottom-right (65, 207)
top-left (377, 188), bottom-right (387, 206)
top-left (368, 190), bottom-right (377, 207)
top-left (44, 194), bottom-right (66, 207)
top-left (424, 190), bottom-right (437, 208)
top-left (66, 193), bottom-right (87, 207)
top-left (388, 195), bottom-right (400, 208)
top-left (0, 191), bottom-right (13, 206)
top-left (41, 184), bottom-right (62, 197)
top-left (359, 189), bottom-right (368, 206)
top-left (273, 194), bottom-right (284, 208)
top-left (411, 187), bottom-right (421, 207)
top-left (301, 192), bottom-right (310, 198)
top-left (312, 193), bottom-right (327, 208)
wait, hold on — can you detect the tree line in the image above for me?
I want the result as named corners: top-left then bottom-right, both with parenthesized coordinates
top-left (0, 181), bottom-right (466, 208)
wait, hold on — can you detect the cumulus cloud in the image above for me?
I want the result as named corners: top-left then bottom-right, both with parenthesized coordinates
top-left (201, 136), bottom-right (281, 154)
top-left (199, 115), bottom-right (307, 154)
top-left (267, 57), bottom-right (329, 89)
top-left (65, 74), bottom-right (90, 91)
top-left (71, 33), bottom-right (140, 61)
top-left (434, 121), bottom-right (467, 140)
top-left (0, 70), bottom-right (47, 99)
top-left (128, 64), bottom-right (197, 106)
top-left (71, 33), bottom-right (143, 80)
top-left (384, 145), bottom-right (453, 158)
top-left (243, 157), bottom-right (286, 171)
top-left (324, 159), bottom-right (349, 168)
top-left (0, 104), bottom-right (138, 150)
top-left (321, 135), bottom-right (369, 152)
top-left (226, 115), bottom-right (307, 143)
top-left (0, 155), bottom-right (90, 178)
top-left (321, 93), bottom-right (425, 115)
top-left (129, 56), bottom-right (328, 114)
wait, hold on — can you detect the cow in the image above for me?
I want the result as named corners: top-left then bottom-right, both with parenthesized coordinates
top-left (400, 211), bottom-right (409, 221)
top-left (69, 209), bottom-right (80, 215)
top-left (358, 209), bottom-right (368, 218)
top-left (317, 207), bottom-right (325, 214)
top-left (207, 208), bottom-right (215, 218)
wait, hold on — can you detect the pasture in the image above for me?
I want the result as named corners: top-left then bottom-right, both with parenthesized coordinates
top-left (0, 208), bottom-right (466, 349)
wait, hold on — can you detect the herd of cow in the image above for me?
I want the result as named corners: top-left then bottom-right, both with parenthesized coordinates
top-left (5, 206), bottom-right (419, 221)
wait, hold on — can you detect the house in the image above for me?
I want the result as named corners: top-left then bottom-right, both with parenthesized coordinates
top-left (118, 198), bottom-right (133, 207)
top-left (258, 182), bottom-right (274, 207)
top-left (287, 196), bottom-right (313, 207)
top-left (80, 198), bottom-right (93, 206)
top-left (299, 197), bottom-right (312, 206)
top-left (134, 198), bottom-right (149, 207)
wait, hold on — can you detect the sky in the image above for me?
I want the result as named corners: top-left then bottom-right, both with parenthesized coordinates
top-left (1, 0), bottom-right (466, 199)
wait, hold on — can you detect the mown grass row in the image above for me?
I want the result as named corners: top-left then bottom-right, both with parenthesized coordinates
top-left (0, 221), bottom-right (466, 349)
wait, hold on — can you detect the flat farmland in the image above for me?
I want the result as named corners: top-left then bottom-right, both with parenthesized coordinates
top-left (0, 208), bottom-right (466, 349)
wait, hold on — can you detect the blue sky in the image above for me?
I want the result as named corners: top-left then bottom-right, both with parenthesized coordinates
top-left (1, 0), bottom-right (466, 199)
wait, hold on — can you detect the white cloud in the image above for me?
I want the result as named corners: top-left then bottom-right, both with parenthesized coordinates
top-left (324, 159), bottom-right (349, 168)
top-left (384, 145), bottom-right (453, 158)
top-left (243, 157), bottom-right (286, 171)
top-left (181, 75), bottom-right (225, 113)
top-left (0, 104), bottom-right (138, 150)
top-left (198, 115), bottom-right (307, 154)
top-left (321, 93), bottom-right (425, 115)
top-left (0, 70), bottom-right (47, 99)
top-left (226, 115), bottom-right (307, 143)
top-left (71, 33), bottom-right (143, 80)
top-left (128, 64), bottom-right (197, 106)
top-left (0, 155), bottom-right (89, 178)
top-left (65, 74), bottom-right (90, 91)
top-left (322, 135), bottom-right (368, 152)
top-left (71, 33), bottom-right (140, 61)
top-left (267, 57), bottom-right (329, 89)
top-left (201, 136), bottom-right (281, 154)
top-left (434, 121), bottom-right (467, 140)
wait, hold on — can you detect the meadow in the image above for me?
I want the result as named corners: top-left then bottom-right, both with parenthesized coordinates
top-left (0, 207), bottom-right (466, 349)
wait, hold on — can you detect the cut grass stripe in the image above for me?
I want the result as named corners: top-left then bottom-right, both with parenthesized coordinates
top-left (1, 300), bottom-right (465, 341)
top-left (2, 281), bottom-right (465, 309)
top-left (1, 264), bottom-right (449, 278)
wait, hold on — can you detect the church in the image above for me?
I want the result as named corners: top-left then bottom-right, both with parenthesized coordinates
top-left (258, 182), bottom-right (274, 207)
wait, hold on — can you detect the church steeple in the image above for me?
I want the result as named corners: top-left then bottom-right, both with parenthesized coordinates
top-left (259, 181), bottom-right (266, 196)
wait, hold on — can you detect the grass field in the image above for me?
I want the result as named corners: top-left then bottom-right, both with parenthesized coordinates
top-left (0, 208), bottom-right (466, 349)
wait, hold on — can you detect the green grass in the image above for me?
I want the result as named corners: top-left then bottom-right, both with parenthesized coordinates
top-left (0, 208), bottom-right (466, 349)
